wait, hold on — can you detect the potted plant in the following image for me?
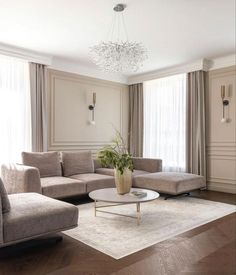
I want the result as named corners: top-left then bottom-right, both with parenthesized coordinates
top-left (98, 131), bottom-right (133, 195)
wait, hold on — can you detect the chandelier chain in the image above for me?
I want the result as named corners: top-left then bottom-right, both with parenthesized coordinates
top-left (121, 13), bottom-right (129, 41)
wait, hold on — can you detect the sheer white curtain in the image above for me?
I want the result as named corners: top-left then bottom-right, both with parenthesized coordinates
top-left (143, 74), bottom-right (186, 172)
top-left (0, 54), bottom-right (31, 167)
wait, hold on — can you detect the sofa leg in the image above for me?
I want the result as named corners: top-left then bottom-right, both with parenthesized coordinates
top-left (164, 192), bottom-right (190, 200)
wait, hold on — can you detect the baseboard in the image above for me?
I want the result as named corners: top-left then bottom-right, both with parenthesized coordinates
top-left (207, 181), bottom-right (236, 194)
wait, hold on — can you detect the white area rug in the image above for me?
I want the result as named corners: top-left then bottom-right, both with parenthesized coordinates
top-left (63, 197), bottom-right (236, 259)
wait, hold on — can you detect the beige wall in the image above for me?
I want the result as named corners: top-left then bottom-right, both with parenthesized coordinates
top-left (47, 69), bottom-right (129, 155)
top-left (206, 66), bottom-right (236, 193)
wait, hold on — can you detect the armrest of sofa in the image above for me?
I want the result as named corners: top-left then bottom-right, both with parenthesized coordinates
top-left (0, 197), bottom-right (3, 245)
top-left (132, 157), bottom-right (162, 173)
top-left (1, 164), bottom-right (42, 195)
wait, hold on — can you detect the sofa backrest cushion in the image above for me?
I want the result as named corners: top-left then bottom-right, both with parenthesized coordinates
top-left (61, 151), bottom-right (94, 176)
top-left (22, 151), bottom-right (62, 178)
top-left (0, 178), bottom-right (11, 213)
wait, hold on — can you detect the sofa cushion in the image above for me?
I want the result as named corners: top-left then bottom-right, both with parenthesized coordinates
top-left (95, 168), bottom-right (150, 177)
top-left (41, 176), bottom-right (87, 198)
top-left (0, 178), bottom-right (11, 213)
top-left (22, 151), bottom-right (62, 178)
top-left (132, 170), bottom-right (150, 177)
top-left (3, 193), bottom-right (78, 244)
top-left (70, 173), bottom-right (115, 193)
top-left (95, 168), bottom-right (114, 176)
top-left (134, 172), bottom-right (206, 195)
top-left (61, 151), bottom-right (94, 176)
top-left (132, 158), bottom-right (162, 173)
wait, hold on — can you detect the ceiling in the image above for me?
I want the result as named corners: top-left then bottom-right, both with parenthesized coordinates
top-left (0, 0), bottom-right (235, 77)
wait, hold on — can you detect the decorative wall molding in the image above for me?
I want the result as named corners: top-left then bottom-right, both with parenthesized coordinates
top-left (207, 142), bottom-right (236, 146)
top-left (208, 157), bottom-right (236, 162)
top-left (207, 143), bottom-right (236, 158)
top-left (207, 181), bottom-right (236, 194)
top-left (206, 66), bottom-right (236, 194)
top-left (0, 42), bottom-right (52, 65)
top-left (47, 69), bottom-right (128, 152)
top-left (208, 177), bottom-right (235, 184)
top-left (50, 75), bottom-right (123, 145)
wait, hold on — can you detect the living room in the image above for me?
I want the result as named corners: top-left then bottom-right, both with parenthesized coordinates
top-left (0, 1), bottom-right (235, 274)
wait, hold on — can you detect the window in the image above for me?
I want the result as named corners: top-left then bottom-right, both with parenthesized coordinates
top-left (0, 54), bottom-right (31, 167)
top-left (143, 74), bottom-right (186, 172)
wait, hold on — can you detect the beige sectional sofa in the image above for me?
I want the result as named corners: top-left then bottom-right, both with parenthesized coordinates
top-left (1, 151), bottom-right (162, 199)
top-left (1, 150), bottom-right (206, 200)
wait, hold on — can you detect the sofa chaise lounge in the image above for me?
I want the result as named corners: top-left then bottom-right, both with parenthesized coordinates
top-left (0, 178), bottom-right (78, 248)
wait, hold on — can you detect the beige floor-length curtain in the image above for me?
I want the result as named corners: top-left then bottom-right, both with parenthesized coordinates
top-left (186, 70), bottom-right (206, 177)
top-left (128, 83), bottom-right (144, 157)
top-left (29, 63), bottom-right (47, 152)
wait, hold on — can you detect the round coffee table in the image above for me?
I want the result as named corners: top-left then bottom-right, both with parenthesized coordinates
top-left (89, 188), bottom-right (159, 225)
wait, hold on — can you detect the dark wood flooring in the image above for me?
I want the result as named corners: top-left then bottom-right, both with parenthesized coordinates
top-left (0, 190), bottom-right (235, 275)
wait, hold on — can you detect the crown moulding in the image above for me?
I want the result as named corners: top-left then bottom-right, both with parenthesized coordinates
top-left (0, 42), bottom-right (234, 85)
top-left (0, 42), bottom-right (52, 65)
top-left (127, 56), bottom-right (235, 84)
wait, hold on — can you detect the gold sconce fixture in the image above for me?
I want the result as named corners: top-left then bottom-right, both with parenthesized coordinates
top-left (220, 85), bottom-right (229, 123)
top-left (88, 92), bottom-right (96, 125)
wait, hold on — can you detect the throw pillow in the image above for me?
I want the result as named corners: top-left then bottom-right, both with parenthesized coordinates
top-left (22, 151), bottom-right (62, 178)
top-left (61, 151), bottom-right (94, 176)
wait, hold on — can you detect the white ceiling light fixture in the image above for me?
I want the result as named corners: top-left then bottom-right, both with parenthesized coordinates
top-left (90, 4), bottom-right (148, 73)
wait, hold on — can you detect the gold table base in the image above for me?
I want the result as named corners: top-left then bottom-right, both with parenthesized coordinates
top-left (94, 200), bottom-right (141, 225)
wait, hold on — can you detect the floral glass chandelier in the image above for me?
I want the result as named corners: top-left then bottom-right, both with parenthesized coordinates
top-left (90, 4), bottom-right (148, 73)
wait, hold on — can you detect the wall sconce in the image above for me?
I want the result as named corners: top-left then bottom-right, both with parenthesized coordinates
top-left (88, 92), bottom-right (96, 125)
top-left (220, 85), bottom-right (229, 123)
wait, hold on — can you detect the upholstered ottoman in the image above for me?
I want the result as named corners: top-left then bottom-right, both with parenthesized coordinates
top-left (133, 172), bottom-right (206, 199)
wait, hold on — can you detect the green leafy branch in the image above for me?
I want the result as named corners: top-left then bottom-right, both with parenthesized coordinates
top-left (98, 130), bottom-right (133, 175)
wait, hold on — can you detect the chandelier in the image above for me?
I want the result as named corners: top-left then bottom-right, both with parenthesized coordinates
top-left (90, 4), bottom-right (148, 73)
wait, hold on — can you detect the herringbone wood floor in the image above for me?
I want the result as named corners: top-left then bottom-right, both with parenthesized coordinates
top-left (0, 190), bottom-right (235, 275)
